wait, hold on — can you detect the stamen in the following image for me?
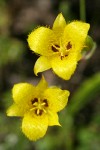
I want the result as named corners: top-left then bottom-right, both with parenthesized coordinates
top-left (37, 109), bottom-right (40, 115)
top-left (60, 52), bottom-right (64, 60)
top-left (43, 99), bottom-right (48, 107)
top-left (61, 55), bottom-right (64, 60)
top-left (52, 44), bottom-right (60, 52)
top-left (43, 108), bottom-right (47, 113)
top-left (31, 98), bottom-right (38, 104)
top-left (30, 107), bottom-right (35, 111)
top-left (35, 109), bottom-right (43, 116)
top-left (41, 102), bottom-right (46, 106)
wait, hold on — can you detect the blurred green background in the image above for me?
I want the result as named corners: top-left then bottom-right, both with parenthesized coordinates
top-left (0, 0), bottom-right (100, 150)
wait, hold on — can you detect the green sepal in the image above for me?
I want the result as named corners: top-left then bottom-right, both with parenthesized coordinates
top-left (82, 35), bottom-right (96, 59)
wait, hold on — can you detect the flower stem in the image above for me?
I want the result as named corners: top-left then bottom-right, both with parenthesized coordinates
top-left (80, 0), bottom-right (86, 21)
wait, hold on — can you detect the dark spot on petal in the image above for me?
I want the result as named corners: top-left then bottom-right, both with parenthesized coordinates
top-left (39, 110), bottom-right (43, 115)
top-left (66, 42), bottom-right (72, 50)
top-left (31, 98), bottom-right (38, 104)
top-left (35, 109), bottom-right (43, 116)
top-left (52, 45), bottom-right (60, 52)
top-left (61, 56), bottom-right (64, 60)
top-left (55, 45), bottom-right (60, 48)
top-left (43, 99), bottom-right (48, 107)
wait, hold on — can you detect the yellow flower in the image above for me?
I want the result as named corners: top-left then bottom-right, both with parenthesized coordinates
top-left (7, 76), bottom-right (70, 141)
top-left (28, 13), bottom-right (90, 80)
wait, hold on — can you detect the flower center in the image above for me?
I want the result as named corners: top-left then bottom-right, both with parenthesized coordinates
top-left (30, 98), bottom-right (48, 116)
top-left (51, 41), bottom-right (72, 60)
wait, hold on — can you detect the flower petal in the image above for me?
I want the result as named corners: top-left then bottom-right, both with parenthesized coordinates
top-left (48, 111), bottom-right (61, 126)
top-left (6, 103), bottom-right (27, 117)
top-left (43, 87), bottom-right (70, 112)
top-left (51, 53), bottom-right (78, 80)
top-left (12, 83), bottom-right (35, 105)
top-left (22, 112), bottom-right (48, 141)
top-left (53, 13), bottom-right (66, 29)
top-left (36, 76), bottom-right (48, 97)
top-left (62, 21), bottom-right (90, 52)
top-left (53, 13), bottom-right (66, 40)
top-left (34, 56), bottom-right (51, 76)
top-left (27, 27), bottom-right (56, 56)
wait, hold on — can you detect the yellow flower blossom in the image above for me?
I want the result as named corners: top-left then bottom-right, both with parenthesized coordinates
top-left (28, 13), bottom-right (90, 80)
top-left (6, 76), bottom-right (70, 141)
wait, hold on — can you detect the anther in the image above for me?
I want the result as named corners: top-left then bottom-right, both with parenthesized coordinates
top-left (35, 109), bottom-right (43, 116)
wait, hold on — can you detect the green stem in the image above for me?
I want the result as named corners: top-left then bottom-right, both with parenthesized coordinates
top-left (80, 0), bottom-right (86, 21)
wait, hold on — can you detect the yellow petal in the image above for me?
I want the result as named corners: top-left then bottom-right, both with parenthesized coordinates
top-left (51, 53), bottom-right (78, 80)
top-left (6, 103), bottom-right (28, 117)
top-left (53, 13), bottom-right (66, 29)
top-left (12, 83), bottom-right (35, 105)
top-left (53, 13), bottom-right (66, 40)
top-left (27, 27), bottom-right (56, 56)
top-left (62, 21), bottom-right (90, 52)
top-left (48, 111), bottom-right (61, 126)
top-left (43, 87), bottom-right (70, 112)
top-left (22, 112), bottom-right (48, 141)
top-left (34, 56), bottom-right (51, 76)
top-left (36, 76), bottom-right (48, 97)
